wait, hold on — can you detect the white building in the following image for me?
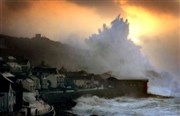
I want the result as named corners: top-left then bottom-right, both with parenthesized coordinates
top-left (41, 76), bottom-right (48, 89)
top-left (0, 73), bottom-right (16, 112)
top-left (7, 62), bottom-right (22, 72)
top-left (22, 78), bottom-right (36, 92)
top-left (31, 76), bottom-right (41, 90)
top-left (46, 74), bottom-right (65, 88)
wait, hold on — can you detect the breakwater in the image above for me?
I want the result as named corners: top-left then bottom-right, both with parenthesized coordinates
top-left (39, 88), bottom-right (171, 115)
top-left (40, 88), bottom-right (148, 115)
top-left (40, 88), bottom-right (141, 104)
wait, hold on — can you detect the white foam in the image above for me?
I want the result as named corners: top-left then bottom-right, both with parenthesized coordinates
top-left (72, 96), bottom-right (180, 116)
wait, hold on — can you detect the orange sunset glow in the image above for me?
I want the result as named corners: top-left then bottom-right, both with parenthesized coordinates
top-left (1, 1), bottom-right (180, 114)
top-left (1, 0), bottom-right (179, 76)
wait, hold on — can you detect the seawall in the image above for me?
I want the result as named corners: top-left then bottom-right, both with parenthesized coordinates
top-left (40, 88), bottom-right (147, 104)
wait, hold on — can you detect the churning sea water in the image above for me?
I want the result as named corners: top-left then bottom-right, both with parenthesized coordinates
top-left (71, 96), bottom-right (180, 116)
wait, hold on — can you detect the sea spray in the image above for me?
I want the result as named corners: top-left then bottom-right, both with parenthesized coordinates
top-left (72, 96), bottom-right (180, 116)
top-left (66, 15), bottom-right (179, 97)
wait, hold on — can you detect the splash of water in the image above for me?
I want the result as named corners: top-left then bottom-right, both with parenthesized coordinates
top-left (84, 15), bottom-right (153, 77)
top-left (72, 96), bottom-right (180, 116)
top-left (67, 15), bottom-right (179, 97)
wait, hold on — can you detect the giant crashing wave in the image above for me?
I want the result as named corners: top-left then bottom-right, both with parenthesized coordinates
top-left (84, 15), bottom-right (153, 78)
top-left (69, 15), bottom-right (179, 97)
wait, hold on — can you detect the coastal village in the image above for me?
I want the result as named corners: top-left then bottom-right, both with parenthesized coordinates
top-left (0, 16), bottom-right (149, 115)
top-left (0, 0), bottom-right (178, 114)
top-left (0, 55), bottom-right (106, 115)
top-left (0, 55), bottom-right (148, 115)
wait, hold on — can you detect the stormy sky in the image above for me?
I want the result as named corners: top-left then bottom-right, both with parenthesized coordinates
top-left (0, 0), bottom-right (179, 77)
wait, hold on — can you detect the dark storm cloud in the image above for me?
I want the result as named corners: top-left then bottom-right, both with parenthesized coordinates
top-left (125, 0), bottom-right (180, 16)
top-left (67, 0), bottom-right (121, 17)
top-left (3, 0), bottom-right (121, 17)
top-left (3, 0), bottom-right (179, 17)
top-left (3, 0), bottom-right (32, 11)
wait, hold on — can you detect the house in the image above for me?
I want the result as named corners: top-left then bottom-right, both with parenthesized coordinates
top-left (87, 75), bottom-right (101, 88)
top-left (35, 34), bottom-right (41, 38)
top-left (18, 58), bottom-right (31, 75)
top-left (0, 72), bottom-right (23, 112)
top-left (6, 56), bottom-right (22, 73)
top-left (32, 67), bottom-right (58, 77)
top-left (107, 77), bottom-right (148, 96)
top-left (65, 71), bottom-right (87, 88)
top-left (74, 79), bottom-right (86, 88)
top-left (32, 67), bottom-right (57, 89)
top-left (32, 67), bottom-right (66, 89)
top-left (0, 73), bottom-right (16, 112)
top-left (99, 72), bottom-right (114, 87)
top-left (41, 75), bottom-right (49, 89)
top-left (30, 76), bottom-right (41, 90)
top-left (2, 72), bottom-right (33, 92)
top-left (46, 74), bottom-right (66, 88)
top-left (1, 72), bottom-right (24, 111)
top-left (66, 70), bottom-right (100, 89)
top-left (22, 78), bottom-right (36, 92)
top-left (7, 62), bottom-right (22, 73)
top-left (106, 77), bottom-right (119, 88)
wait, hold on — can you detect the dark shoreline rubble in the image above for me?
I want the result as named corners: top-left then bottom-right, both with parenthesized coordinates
top-left (53, 97), bottom-right (77, 116)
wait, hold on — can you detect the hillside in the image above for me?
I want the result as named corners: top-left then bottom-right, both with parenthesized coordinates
top-left (0, 34), bottom-right (86, 70)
